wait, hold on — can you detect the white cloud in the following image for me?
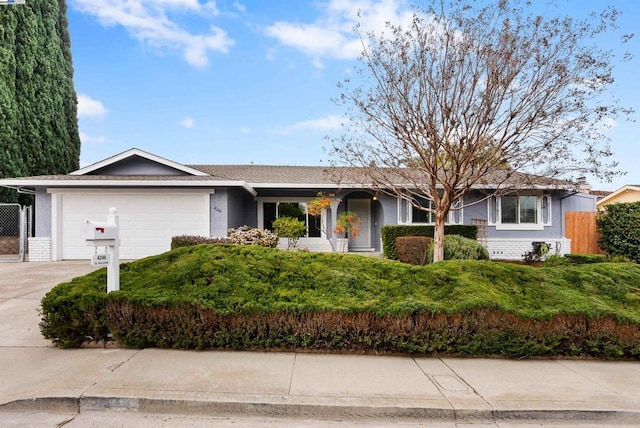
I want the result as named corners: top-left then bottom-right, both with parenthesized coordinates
top-left (70, 0), bottom-right (234, 67)
top-left (181, 117), bottom-right (195, 128)
top-left (232, 2), bottom-right (246, 14)
top-left (277, 114), bottom-right (345, 135)
top-left (79, 132), bottom-right (107, 143)
top-left (264, 0), bottom-right (414, 63)
top-left (77, 94), bottom-right (108, 118)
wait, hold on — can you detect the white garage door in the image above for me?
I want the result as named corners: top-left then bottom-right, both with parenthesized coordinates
top-left (59, 191), bottom-right (210, 260)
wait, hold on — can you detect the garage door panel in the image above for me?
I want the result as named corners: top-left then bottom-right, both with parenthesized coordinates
top-left (60, 193), bottom-right (209, 259)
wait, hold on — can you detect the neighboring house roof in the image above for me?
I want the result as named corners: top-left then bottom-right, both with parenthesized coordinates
top-left (0, 147), bottom-right (576, 193)
top-left (589, 190), bottom-right (613, 200)
top-left (596, 185), bottom-right (640, 208)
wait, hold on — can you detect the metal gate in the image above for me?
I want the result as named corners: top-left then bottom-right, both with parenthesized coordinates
top-left (0, 204), bottom-right (32, 262)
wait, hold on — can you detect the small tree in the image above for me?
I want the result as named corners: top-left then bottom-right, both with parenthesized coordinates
top-left (597, 202), bottom-right (640, 262)
top-left (330, 0), bottom-right (632, 262)
top-left (272, 216), bottom-right (307, 250)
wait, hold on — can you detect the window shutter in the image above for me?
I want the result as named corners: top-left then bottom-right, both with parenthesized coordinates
top-left (488, 196), bottom-right (498, 225)
top-left (542, 195), bottom-right (552, 226)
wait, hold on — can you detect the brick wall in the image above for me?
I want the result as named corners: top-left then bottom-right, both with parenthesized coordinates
top-left (487, 238), bottom-right (571, 260)
top-left (28, 237), bottom-right (52, 262)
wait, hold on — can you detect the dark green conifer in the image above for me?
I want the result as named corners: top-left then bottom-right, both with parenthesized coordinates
top-left (0, 0), bottom-right (80, 203)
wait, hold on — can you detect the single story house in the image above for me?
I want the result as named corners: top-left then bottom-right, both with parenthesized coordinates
top-left (596, 185), bottom-right (640, 210)
top-left (0, 148), bottom-right (596, 261)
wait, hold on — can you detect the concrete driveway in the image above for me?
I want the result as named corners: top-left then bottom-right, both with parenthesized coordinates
top-left (0, 261), bottom-right (99, 347)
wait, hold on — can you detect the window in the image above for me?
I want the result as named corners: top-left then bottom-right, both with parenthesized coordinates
top-left (398, 198), bottom-right (463, 225)
top-left (412, 200), bottom-right (436, 224)
top-left (500, 195), bottom-right (537, 224)
top-left (489, 194), bottom-right (551, 230)
top-left (262, 202), bottom-right (321, 237)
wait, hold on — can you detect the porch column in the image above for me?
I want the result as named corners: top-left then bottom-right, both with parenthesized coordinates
top-left (330, 198), bottom-right (340, 252)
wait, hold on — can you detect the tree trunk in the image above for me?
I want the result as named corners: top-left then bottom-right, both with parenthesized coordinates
top-left (433, 212), bottom-right (446, 263)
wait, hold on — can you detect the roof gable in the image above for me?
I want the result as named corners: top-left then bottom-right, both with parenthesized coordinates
top-left (596, 185), bottom-right (640, 207)
top-left (71, 148), bottom-right (208, 177)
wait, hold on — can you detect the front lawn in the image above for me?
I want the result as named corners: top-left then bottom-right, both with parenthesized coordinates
top-left (40, 244), bottom-right (640, 358)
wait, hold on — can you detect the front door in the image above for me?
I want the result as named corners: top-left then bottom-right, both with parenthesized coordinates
top-left (347, 199), bottom-right (371, 250)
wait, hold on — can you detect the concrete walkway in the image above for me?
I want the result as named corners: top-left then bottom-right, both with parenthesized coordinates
top-left (0, 261), bottom-right (638, 424)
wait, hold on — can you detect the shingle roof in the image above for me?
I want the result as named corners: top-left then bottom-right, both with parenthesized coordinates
top-left (189, 165), bottom-right (337, 185)
top-left (0, 165), bottom-right (574, 190)
top-left (189, 164), bottom-right (572, 188)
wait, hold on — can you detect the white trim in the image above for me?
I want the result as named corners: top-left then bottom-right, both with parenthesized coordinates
top-left (250, 183), bottom-right (360, 189)
top-left (70, 148), bottom-right (209, 176)
top-left (47, 188), bottom-right (216, 195)
top-left (0, 179), bottom-right (257, 197)
top-left (398, 197), bottom-right (464, 225)
top-left (254, 196), bottom-right (315, 202)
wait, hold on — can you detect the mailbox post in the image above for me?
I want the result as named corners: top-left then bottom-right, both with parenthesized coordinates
top-left (85, 207), bottom-right (120, 293)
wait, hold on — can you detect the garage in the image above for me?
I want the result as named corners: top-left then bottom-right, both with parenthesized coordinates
top-left (57, 190), bottom-right (210, 260)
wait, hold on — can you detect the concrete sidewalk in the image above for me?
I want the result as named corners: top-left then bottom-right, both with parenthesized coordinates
top-left (0, 261), bottom-right (639, 424)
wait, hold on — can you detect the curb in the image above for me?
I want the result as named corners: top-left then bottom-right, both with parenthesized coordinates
top-left (2, 396), bottom-right (640, 424)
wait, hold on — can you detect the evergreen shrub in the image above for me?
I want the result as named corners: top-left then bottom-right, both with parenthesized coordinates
top-left (564, 254), bottom-right (631, 264)
top-left (597, 202), bottom-right (640, 262)
top-left (395, 236), bottom-right (432, 265)
top-left (382, 225), bottom-right (477, 259)
top-left (427, 235), bottom-right (489, 263)
top-left (40, 245), bottom-right (640, 358)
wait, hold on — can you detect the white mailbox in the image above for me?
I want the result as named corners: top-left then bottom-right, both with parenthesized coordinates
top-left (85, 220), bottom-right (118, 244)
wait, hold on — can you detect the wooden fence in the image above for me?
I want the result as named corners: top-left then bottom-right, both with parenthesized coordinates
top-left (564, 211), bottom-right (604, 254)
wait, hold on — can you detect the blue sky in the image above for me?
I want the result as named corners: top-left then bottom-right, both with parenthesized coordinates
top-left (68, 0), bottom-right (638, 191)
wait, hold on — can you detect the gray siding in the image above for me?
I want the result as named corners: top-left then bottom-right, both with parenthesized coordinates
top-left (89, 156), bottom-right (189, 176)
top-left (35, 188), bottom-right (51, 237)
top-left (209, 189), bottom-right (229, 237)
top-left (393, 190), bottom-right (570, 240)
top-left (561, 192), bottom-right (596, 212)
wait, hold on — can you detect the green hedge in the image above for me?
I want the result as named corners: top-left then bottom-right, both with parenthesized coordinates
top-left (171, 235), bottom-right (231, 250)
top-left (382, 225), bottom-right (478, 259)
top-left (40, 245), bottom-right (640, 358)
top-left (597, 202), bottom-right (640, 262)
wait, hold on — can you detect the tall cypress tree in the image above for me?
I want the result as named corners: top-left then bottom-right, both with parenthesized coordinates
top-left (0, 0), bottom-right (80, 203)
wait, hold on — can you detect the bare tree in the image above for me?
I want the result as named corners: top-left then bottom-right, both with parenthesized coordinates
top-left (330, 0), bottom-right (633, 262)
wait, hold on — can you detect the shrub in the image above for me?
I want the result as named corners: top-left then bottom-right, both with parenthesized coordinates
top-left (564, 254), bottom-right (630, 264)
top-left (171, 235), bottom-right (231, 250)
top-left (427, 235), bottom-right (489, 263)
top-left (227, 226), bottom-right (279, 248)
top-left (382, 225), bottom-right (477, 259)
top-left (597, 202), bottom-right (640, 262)
top-left (40, 270), bottom-right (110, 348)
top-left (272, 216), bottom-right (307, 250)
top-left (40, 245), bottom-right (640, 357)
top-left (395, 236), bottom-right (433, 265)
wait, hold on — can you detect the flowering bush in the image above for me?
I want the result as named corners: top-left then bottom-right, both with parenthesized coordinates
top-left (307, 192), bottom-right (333, 216)
top-left (227, 226), bottom-right (279, 248)
top-left (335, 211), bottom-right (361, 238)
